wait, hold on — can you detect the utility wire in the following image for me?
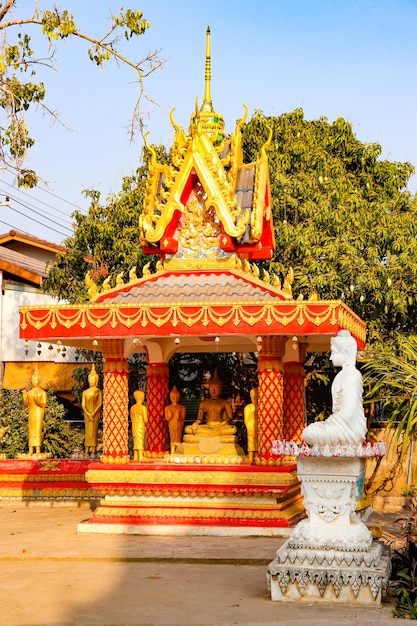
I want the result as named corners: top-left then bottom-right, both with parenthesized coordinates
top-left (35, 183), bottom-right (82, 209)
top-left (9, 197), bottom-right (73, 234)
top-left (0, 218), bottom-right (21, 231)
top-left (0, 188), bottom-right (74, 228)
top-left (0, 180), bottom-right (80, 219)
top-left (1, 165), bottom-right (83, 211)
top-left (6, 202), bottom-right (70, 237)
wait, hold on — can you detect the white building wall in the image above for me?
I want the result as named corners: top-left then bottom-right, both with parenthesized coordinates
top-left (0, 282), bottom-right (78, 364)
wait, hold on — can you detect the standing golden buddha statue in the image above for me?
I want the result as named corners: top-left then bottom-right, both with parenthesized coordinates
top-left (23, 367), bottom-right (47, 456)
top-left (130, 390), bottom-right (148, 462)
top-left (244, 388), bottom-right (258, 463)
top-left (165, 386), bottom-right (186, 454)
top-left (82, 364), bottom-right (103, 455)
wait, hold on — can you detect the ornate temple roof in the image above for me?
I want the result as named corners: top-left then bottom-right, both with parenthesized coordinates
top-left (20, 261), bottom-right (366, 353)
top-left (139, 26), bottom-right (274, 266)
top-left (19, 27), bottom-right (367, 357)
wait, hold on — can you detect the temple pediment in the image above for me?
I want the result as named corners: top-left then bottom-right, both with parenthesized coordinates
top-left (139, 27), bottom-right (274, 264)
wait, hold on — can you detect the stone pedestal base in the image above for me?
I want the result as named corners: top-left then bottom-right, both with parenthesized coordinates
top-left (267, 541), bottom-right (391, 604)
top-left (267, 455), bottom-right (391, 605)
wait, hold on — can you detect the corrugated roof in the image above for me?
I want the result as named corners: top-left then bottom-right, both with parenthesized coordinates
top-left (0, 247), bottom-right (47, 277)
top-left (97, 271), bottom-right (284, 305)
top-left (0, 229), bottom-right (66, 252)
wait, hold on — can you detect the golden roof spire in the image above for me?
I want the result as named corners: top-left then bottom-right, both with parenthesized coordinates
top-left (190, 26), bottom-right (224, 144)
top-left (202, 26), bottom-right (212, 112)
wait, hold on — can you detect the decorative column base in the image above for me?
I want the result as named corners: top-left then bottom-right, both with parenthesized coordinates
top-left (267, 456), bottom-right (391, 605)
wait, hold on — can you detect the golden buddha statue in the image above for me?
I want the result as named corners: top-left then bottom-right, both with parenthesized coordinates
top-left (82, 364), bottom-right (103, 455)
top-left (130, 389), bottom-right (148, 462)
top-left (185, 370), bottom-right (236, 436)
top-left (23, 367), bottom-right (47, 456)
top-left (165, 386), bottom-right (186, 454)
top-left (175, 370), bottom-right (244, 460)
top-left (244, 388), bottom-right (258, 463)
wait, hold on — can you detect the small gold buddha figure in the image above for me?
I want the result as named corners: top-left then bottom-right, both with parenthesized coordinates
top-left (244, 388), bottom-right (258, 463)
top-left (185, 370), bottom-right (236, 436)
top-left (130, 389), bottom-right (148, 462)
top-left (23, 367), bottom-right (47, 456)
top-left (165, 386), bottom-right (186, 454)
top-left (82, 364), bottom-right (103, 455)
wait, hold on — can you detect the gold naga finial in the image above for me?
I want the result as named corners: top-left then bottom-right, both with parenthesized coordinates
top-left (282, 267), bottom-right (294, 297)
top-left (116, 271), bottom-right (125, 286)
top-left (85, 271), bottom-right (98, 300)
top-left (102, 276), bottom-right (112, 292)
top-left (262, 269), bottom-right (271, 284)
top-left (271, 274), bottom-right (281, 290)
top-left (251, 263), bottom-right (260, 278)
top-left (260, 124), bottom-right (273, 160)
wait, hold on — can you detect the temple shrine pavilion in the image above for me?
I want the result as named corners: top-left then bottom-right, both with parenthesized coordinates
top-left (19, 28), bottom-right (366, 535)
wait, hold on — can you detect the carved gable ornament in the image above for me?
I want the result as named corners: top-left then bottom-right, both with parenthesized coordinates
top-left (139, 27), bottom-right (275, 267)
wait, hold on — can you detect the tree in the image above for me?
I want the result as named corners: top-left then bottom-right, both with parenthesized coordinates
top-left (362, 334), bottom-right (417, 461)
top-left (242, 109), bottom-right (417, 347)
top-left (241, 111), bottom-right (417, 447)
top-left (0, 2), bottom-right (163, 187)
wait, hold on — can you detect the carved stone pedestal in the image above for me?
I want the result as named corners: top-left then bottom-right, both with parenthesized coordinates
top-left (267, 456), bottom-right (391, 605)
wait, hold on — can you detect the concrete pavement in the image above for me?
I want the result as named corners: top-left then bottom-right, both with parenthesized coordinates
top-left (0, 502), bottom-right (409, 625)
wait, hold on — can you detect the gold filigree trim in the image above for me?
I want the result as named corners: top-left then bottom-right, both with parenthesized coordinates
top-left (20, 301), bottom-right (366, 345)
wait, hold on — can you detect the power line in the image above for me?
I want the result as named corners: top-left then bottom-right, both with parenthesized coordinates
top-left (0, 181), bottom-right (77, 221)
top-left (0, 218), bottom-right (21, 231)
top-left (5, 202), bottom-right (71, 237)
top-left (35, 183), bottom-right (82, 209)
top-left (0, 188), bottom-right (74, 228)
top-left (9, 197), bottom-right (73, 234)
top-left (1, 166), bottom-right (83, 211)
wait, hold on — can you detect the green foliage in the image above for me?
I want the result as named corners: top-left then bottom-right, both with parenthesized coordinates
top-left (391, 496), bottom-right (417, 618)
top-left (362, 334), bottom-right (417, 460)
top-left (0, 3), bottom-right (156, 186)
top-left (0, 389), bottom-right (83, 458)
top-left (242, 110), bottom-right (417, 346)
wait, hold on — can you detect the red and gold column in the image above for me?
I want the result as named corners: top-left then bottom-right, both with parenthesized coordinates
top-left (146, 363), bottom-right (169, 457)
top-left (283, 360), bottom-right (306, 443)
top-left (101, 358), bottom-right (130, 464)
top-left (257, 336), bottom-right (287, 465)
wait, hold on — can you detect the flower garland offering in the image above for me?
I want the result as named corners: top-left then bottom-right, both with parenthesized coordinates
top-left (271, 439), bottom-right (386, 458)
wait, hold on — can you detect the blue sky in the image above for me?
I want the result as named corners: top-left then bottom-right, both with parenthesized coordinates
top-left (1, 0), bottom-right (416, 243)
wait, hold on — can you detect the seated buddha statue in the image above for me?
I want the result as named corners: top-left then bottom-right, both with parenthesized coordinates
top-left (302, 330), bottom-right (367, 447)
top-left (185, 370), bottom-right (236, 437)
